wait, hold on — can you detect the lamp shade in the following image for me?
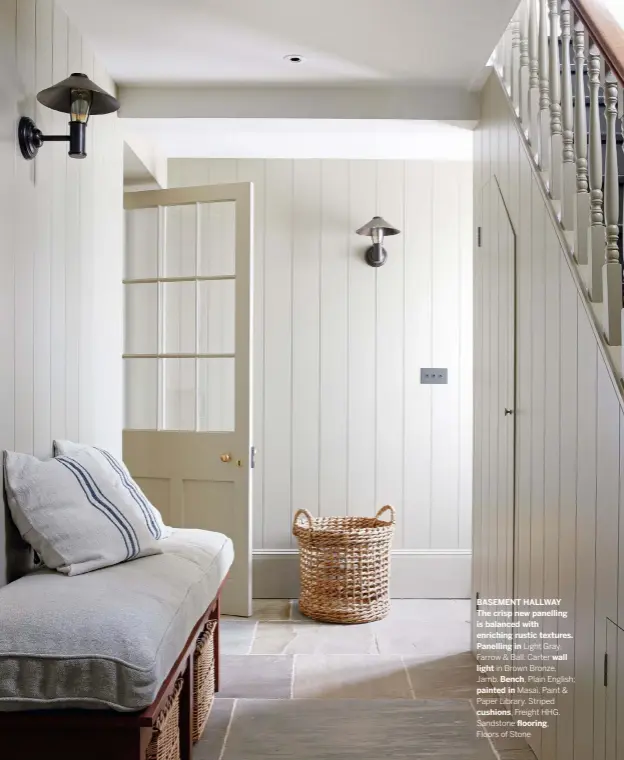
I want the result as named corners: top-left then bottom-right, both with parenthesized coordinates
top-left (36, 73), bottom-right (120, 116)
top-left (355, 216), bottom-right (401, 238)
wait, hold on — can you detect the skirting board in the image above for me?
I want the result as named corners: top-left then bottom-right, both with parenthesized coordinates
top-left (253, 550), bottom-right (472, 599)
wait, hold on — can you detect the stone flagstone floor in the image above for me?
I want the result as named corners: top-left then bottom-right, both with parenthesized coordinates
top-left (193, 600), bottom-right (537, 760)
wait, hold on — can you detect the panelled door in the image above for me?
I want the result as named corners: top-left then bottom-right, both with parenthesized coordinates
top-left (123, 183), bottom-right (254, 617)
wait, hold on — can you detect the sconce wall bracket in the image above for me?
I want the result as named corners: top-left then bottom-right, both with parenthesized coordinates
top-left (365, 244), bottom-right (387, 267)
top-left (19, 117), bottom-right (88, 160)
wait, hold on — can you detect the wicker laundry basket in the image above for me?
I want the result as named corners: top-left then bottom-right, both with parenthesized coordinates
top-left (292, 505), bottom-right (395, 624)
top-left (146, 675), bottom-right (184, 760)
top-left (192, 620), bottom-right (216, 743)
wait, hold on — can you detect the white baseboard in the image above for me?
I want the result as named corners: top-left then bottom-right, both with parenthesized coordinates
top-left (253, 549), bottom-right (472, 599)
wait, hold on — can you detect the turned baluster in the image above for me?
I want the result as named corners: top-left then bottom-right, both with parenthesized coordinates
top-left (505, 24), bottom-right (514, 94)
top-left (574, 18), bottom-right (590, 264)
top-left (512, 12), bottom-right (521, 114)
top-left (587, 42), bottom-right (605, 301)
top-left (529, 0), bottom-right (540, 150)
top-left (519, 0), bottom-right (530, 133)
top-left (539, 0), bottom-right (551, 171)
top-left (602, 70), bottom-right (622, 344)
top-left (560, 0), bottom-right (575, 229)
top-left (549, 0), bottom-right (563, 200)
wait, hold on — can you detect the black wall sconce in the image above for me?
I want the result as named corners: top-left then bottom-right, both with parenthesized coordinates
top-left (18, 73), bottom-right (120, 160)
top-left (355, 216), bottom-right (401, 267)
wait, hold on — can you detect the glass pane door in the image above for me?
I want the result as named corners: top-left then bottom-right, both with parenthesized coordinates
top-left (124, 200), bottom-right (237, 432)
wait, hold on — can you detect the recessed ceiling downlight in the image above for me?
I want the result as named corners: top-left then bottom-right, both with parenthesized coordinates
top-left (284, 54), bottom-right (305, 63)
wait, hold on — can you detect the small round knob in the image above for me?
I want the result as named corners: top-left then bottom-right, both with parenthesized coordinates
top-left (504, 408), bottom-right (514, 416)
top-left (220, 453), bottom-right (232, 463)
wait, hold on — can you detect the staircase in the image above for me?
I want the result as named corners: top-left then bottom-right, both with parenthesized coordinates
top-left (494, 0), bottom-right (624, 364)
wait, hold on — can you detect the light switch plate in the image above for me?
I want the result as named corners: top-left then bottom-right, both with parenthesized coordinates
top-left (420, 368), bottom-right (448, 384)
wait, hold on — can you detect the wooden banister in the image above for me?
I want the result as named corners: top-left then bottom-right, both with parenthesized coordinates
top-left (571, 0), bottom-right (624, 84)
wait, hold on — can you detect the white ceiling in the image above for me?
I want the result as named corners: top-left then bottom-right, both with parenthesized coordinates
top-left (59, 0), bottom-right (516, 88)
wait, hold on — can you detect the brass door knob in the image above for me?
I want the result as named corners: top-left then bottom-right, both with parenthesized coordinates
top-left (220, 453), bottom-right (232, 463)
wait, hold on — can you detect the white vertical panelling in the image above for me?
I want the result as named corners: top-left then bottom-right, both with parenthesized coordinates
top-left (458, 161), bottom-right (474, 550)
top-left (33, 0), bottom-right (53, 458)
top-left (0, 0), bottom-right (17, 587)
top-left (64, 21), bottom-right (81, 441)
top-left (376, 162), bottom-right (404, 545)
top-left (50, 2), bottom-right (68, 442)
top-left (347, 161), bottom-right (377, 521)
top-left (319, 160), bottom-right (349, 518)
top-left (14, 0), bottom-right (36, 455)
top-left (593, 354), bottom-right (620, 760)
top-left (291, 160), bottom-right (321, 537)
top-left (263, 160), bottom-right (293, 548)
top-left (487, 173), bottom-right (499, 600)
top-left (403, 162), bottom-right (433, 549)
top-left (574, 301), bottom-right (598, 760)
top-left (79, 37), bottom-right (95, 444)
top-left (557, 265), bottom-right (577, 760)
top-left (529, 173), bottom-right (546, 757)
top-left (0, 0), bottom-right (123, 584)
top-left (169, 157), bottom-right (473, 554)
top-left (476, 72), bottom-right (624, 759)
top-left (431, 163), bottom-right (462, 549)
top-left (542, 217), bottom-right (561, 760)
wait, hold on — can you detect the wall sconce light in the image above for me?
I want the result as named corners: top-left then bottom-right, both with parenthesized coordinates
top-left (355, 216), bottom-right (401, 267)
top-left (18, 72), bottom-right (120, 160)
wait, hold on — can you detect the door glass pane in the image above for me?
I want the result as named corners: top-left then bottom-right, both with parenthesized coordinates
top-left (163, 358), bottom-right (196, 430)
top-left (163, 281), bottom-right (196, 354)
top-left (198, 279), bottom-right (235, 355)
top-left (197, 358), bottom-right (235, 432)
top-left (125, 359), bottom-right (157, 429)
top-left (125, 283), bottom-right (157, 354)
top-left (164, 204), bottom-right (197, 277)
top-left (125, 208), bottom-right (158, 279)
top-left (198, 201), bottom-right (235, 276)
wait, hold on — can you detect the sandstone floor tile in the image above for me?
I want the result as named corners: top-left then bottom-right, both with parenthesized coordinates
top-left (293, 654), bottom-right (412, 699)
top-left (220, 698), bottom-right (484, 759)
top-left (404, 652), bottom-right (477, 699)
top-left (373, 620), bottom-right (471, 655)
top-left (251, 622), bottom-right (377, 655)
top-left (374, 599), bottom-right (472, 624)
top-left (218, 655), bottom-right (294, 698)
top-left (220, 620), bottom-right (257, 655)
top-left (193, 699), bottom-right (235, 760)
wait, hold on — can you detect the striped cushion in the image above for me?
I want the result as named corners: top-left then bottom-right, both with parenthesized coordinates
top-left (53, 441), bottom-right (172, 540)
top-left (3, 449), bottom-right (162, 576)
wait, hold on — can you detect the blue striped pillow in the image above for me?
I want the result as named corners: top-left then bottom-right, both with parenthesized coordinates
top-left (3, 449), bottom-right (162, 575)
top-left (53, 441), bottom-right (172, 540)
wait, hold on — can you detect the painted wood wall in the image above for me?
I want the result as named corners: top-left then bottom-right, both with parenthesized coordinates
top-left (474, 72), bottom-right (624, 760)
top-left (169, 157), bottom-right (473, 596)
top-left (0, 0), bottom-right (124, 586)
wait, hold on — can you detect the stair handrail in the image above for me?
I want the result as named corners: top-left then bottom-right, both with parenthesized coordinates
top-left (571, 0), bottom-right (624, 85)
top-left (492, 0), bottom-right (624, 360)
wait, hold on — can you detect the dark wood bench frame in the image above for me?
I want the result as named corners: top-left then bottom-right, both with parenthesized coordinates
top-left (0, 590), bottom-right (222, 760)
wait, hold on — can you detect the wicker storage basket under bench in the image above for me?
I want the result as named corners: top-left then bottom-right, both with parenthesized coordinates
top-left (192, 620), bottom-right (217, 743)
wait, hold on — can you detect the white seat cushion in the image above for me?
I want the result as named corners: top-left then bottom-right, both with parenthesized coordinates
top-left (0, 528), bottom-right (233, 711)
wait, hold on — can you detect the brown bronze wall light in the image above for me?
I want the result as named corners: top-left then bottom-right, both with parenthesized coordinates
top-left (18, 72), bottom-right (120, 160)
top-left (355, 216), bottom-right (401, 267)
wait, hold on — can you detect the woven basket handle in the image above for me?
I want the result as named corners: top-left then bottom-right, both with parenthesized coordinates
top-left (293, 509), bottom-right (313, 529)
top-left (375, 504), bottom-right (396, 524)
